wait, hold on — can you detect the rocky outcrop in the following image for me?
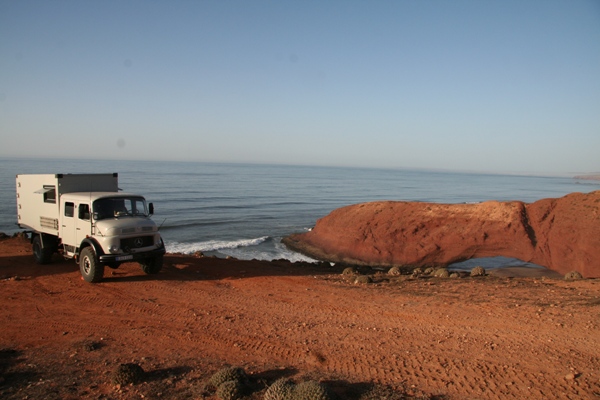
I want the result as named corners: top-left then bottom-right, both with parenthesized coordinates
top-left (283, 191), bottom-right (600, 278)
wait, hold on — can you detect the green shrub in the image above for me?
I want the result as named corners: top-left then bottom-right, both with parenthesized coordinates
top-left (354, 275), bottom-right (373, 284)
top-left (564, 271), bottom-right (583, 280)
top-left (293, 380), bottom-right (332, 400)
top-left (433, 268), bottom-right (449, 278)
top-left (264, 378), bottom-right (294, 400)
top-left (209, 366), bottom-right (248, 388)
top-left (470, 266), bottom-right (486, 277)
top-left (216, 380), bottom-right (245, 400)
top-left (387, 266), bottom-right (402, 275)
top-left (263, 379), bottom-right (333, 400)
top-left (112, 363), bottom-right (144, 385)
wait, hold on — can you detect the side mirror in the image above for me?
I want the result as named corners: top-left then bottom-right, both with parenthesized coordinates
top-left (149, 203), bottom-right (154, 216)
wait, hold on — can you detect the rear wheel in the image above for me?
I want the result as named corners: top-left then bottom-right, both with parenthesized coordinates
top-left (80, 247), bottom-right (104, 283)
top-left (140, 256), bottom-right (163, 274)
top-left (32, 234), bottom-right (53, 264)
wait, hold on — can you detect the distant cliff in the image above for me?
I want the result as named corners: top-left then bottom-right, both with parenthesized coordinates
top-left (574, 174), bottom-right (600, 181)
top-left (283, 191), bottom-right (600, 278)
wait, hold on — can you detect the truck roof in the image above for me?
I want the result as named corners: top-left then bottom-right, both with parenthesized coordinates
top-left (60, 192), bottom-right (145, 202)
top-left (16, 173), bottom-right (120, 195)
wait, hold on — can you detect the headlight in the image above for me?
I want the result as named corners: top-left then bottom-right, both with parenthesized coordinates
top-left (109, 245), bottom-right (120, 254)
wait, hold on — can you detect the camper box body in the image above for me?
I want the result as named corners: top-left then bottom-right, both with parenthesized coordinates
top-left (16, 173), bottom-right (119, 234)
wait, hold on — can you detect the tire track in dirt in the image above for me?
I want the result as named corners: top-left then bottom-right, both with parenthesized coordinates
top-left (221, 279), bottom-right (593, 400)
top-left (205, 277), bottom-right (594, 399)
top-left (3, 241), bottom-right (598, 400)
top-left (27, 274), bottom-right (600, 400)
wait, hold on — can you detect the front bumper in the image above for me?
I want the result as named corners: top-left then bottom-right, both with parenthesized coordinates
top-left (98, 246), bottom-right (166, 264)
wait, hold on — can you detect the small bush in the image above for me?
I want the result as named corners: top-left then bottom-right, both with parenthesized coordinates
top-left (342, 267), bottom-right (358, 275)
top-left (294, 380), bottom-right (332, 400)
top-left (470, 266), bottom-right (486, 277)
top-left (112, 363), bottom-right (145, 385)
top-left (433, 268), bottom-right (449, 278)
top-left (264, 378), bottom-right (294, 400)
top-left (209, 367), bottom-right (248, 388)
top-left (216, 380), bottom-right (245, 400)
top-left (410, 267), bottom-right (423, 278)
top-left (387, 266), bottom-right (402, 275)
top-left (354, 275), bottom-right (373, 284)
top-left (263, 379), bottom-right (333, 400)
top-left (564, 271), bottom-right (583, 280)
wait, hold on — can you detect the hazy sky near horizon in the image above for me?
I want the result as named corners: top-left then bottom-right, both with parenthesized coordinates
top-left (1, 1), bottom-right (599, 175)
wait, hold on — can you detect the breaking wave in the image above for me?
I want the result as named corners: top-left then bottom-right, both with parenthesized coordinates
top-left (164, 235), bottom-right (318, 263)
top-left (165, 236), bottom-right (269, 254)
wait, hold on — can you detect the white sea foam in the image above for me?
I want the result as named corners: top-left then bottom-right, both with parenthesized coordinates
top-left (165, 235), bottom-right (318, 263)
top-left (220, 240), bottom-right (318, 263)
top-left (166, 236), bottom-right (269, 254)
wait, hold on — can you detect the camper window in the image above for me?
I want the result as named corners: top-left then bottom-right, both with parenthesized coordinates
top-left (43, 186), bottom-right (56, 203)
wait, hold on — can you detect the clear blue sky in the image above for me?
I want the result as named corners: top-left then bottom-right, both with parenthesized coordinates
top-left (1, 1), bottom-right (599, 175)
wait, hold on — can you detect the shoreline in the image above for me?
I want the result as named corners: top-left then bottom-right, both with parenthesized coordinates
top-left (1, 231), bottom-right (572, 279)
top-left (282, 234), bottom-right (566, 279)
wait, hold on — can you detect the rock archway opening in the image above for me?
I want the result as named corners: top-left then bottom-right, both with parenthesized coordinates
top-left (448, 256), bottom-right (562, 278)
top-left (449, 256), bottom-right (542, 271)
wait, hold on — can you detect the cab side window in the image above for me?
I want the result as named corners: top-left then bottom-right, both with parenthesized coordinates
top-left (65, 202), bottom-right (74, 218)
top-left (78, 204), bottom-right (90, 220)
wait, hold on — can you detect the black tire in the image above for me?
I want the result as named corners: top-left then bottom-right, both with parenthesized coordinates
top-left (80, 247), bottom-right (104, 283)
top-left (32, 235), bottom-right (53, 264)
top-left (140, 256), bottom-right (163, 274)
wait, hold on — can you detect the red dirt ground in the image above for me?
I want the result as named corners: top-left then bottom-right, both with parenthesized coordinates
top-left (0, 236), bottom-right (599, 399)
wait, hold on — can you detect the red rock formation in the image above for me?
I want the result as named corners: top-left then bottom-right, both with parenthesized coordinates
top-left (526, 191), bottom-right (599, 278)
top-left (283, 191), bottom-right (600, 278)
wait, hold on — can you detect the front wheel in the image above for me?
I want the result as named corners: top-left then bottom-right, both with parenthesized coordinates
top-left (140, 256), bottom-right (163, 274)
top-left (80, 247), bottom-right (104, 283)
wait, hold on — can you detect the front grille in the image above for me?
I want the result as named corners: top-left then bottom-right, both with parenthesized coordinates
top-left (121, 236), bottom-right (154, 251)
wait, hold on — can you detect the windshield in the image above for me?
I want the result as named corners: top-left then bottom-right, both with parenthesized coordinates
top-left (93, 197), bottom-right (147, 220)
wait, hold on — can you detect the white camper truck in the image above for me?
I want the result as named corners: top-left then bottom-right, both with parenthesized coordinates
top-left (16, 173), bottom-right (165, 283)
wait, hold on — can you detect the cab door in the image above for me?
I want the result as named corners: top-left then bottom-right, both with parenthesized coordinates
top-left (75, 203), bottom-right (92, 247)
top-left (59, 200), bottom-right (92, 255)
top-left (59, 200), bottom-right (77, 254)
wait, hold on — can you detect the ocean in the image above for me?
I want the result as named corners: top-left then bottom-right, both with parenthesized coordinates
top-left (1, 158), bottom-right (597, 268)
